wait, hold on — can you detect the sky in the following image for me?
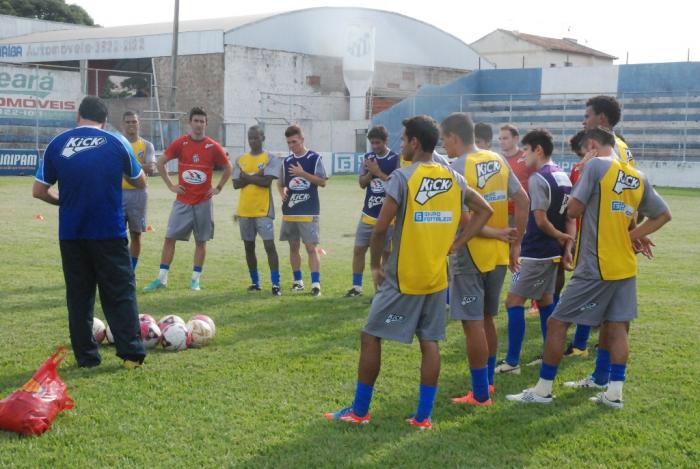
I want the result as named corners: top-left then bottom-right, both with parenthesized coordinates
top-left (71, 0), bottom-right (699, 64)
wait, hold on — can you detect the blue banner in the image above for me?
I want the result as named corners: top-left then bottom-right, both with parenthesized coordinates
top-left (0, 148), bottom-right (38, 175)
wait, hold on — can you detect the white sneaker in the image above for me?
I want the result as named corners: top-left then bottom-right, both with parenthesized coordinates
top-left (495, 360), bottom-right (521, 375)
top-left (526, 355), bottom-right (543, 367)
top-left (563, 375), bottom-right (607, 389)
top-left (506, 388), bottom-right (553, 404)
top-left (590, 392), bottom-right (623, 409)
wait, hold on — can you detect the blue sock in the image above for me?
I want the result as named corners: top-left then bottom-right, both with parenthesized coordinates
top-left (538, 303), bottom-right (556, 341)
top-left (506, 306), bottom-right (526, 366)
top-left (293, 270), bottom-right (303, 282)
top-left (593, 348), bottom-right (611, 385)
top-left (540, 362), bottom-right (558, 381)
top-left (249, 270), bottom-right (259, 286)
top-left (573, 325), bottom-right (591, 350)
top-left (131, 256), bottom-right (138, 270)
top-left (271, 271), bottom-right (280, 286)
top-left (610, 363), bottom-right (626, 382)
top-left (415, 384), bottom-right (437, 422)
top-left (487, 356), bottom-right (496, 386)
top-left (311, 271), bottom-right (320, 284)
top-left (193, 265), bottom-right (202, 273)
top-left (352, 272), bottom-right (363, 288)
top-left (352, 381), bottom-right (374, 417)
top-left (471, 367), bottom-right (489, 402)
top-left (160, 263), bottom-right (169, 270)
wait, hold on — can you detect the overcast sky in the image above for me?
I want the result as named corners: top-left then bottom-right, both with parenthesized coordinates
top-left (71, 0), bottom-right (698, 64)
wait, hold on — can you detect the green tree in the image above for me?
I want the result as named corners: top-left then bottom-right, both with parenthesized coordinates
top-left (0, 0), bottom-right (95, 26)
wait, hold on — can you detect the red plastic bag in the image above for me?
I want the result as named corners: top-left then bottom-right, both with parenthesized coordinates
top-left (0, 348), bottom-right (74, 436)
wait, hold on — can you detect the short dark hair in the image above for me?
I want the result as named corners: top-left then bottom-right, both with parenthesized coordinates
top-left (122, 111), bottom-right (138, 120)
top-left (583, 127), bottom-right (616, 147)
top-left (586, 95), bottom-right (621, 127)
top-left (474, 122), bottom-right (493, 143)
top-left (570, 130), bottom-right (586, 154)
top-left (403, 115), bottom-right (439, 152)
top-left (78, 96), bottom-right (108, 123)
top-left (521, 128), bottom-right (554, 157)
top-left (248, 125), bottom-right (265, 137)
top-left (285, 125), bottom-right (303, 138)
top-left (500, 123), bottom-right (519, 137)
top-left (367, 125), bottom-right (388, 142)
top-left (440, 112), bottom-right (474, 145)
top-left (189, 107), bottom-right (207, 121)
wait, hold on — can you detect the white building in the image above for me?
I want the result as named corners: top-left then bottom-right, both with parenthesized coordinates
top-left (471, 29), bottom-right (616, 69)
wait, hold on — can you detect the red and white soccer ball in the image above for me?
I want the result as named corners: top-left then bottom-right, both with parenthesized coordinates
top-left (105, 325), bottom-right (115, 344)
top-left (161, 323), bottom-right (191, 351)
top-left (140, 320), bottom-right (162, 349)
top-left (158, 315), bottom-right (185, 332)
top-left (139, 313), bottom-right (156, 325)
top-left (186, 319), bottom-right (213, 348)
top-left (93, 318), bottom-right (106, 344)
top-left (191, 314), bottom-right (216, 337)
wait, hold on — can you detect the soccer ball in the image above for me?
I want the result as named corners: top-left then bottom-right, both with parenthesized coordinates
top-left (140, 320), bottom-right (162, 349)
top-left (158, 315), bottom-right (185, 332)
top-left (161, 323), bottom-right (191, 351)
top-left (105, 325), bottom-right (115, 344)
top-left (191, 314), bottom-right (216, 336)
top-left (186, 319), bottom-right (213, 348)
top-left (139, 313), bottom-right (156, 324)
top-left (93, 318), bottom-right (106, 344)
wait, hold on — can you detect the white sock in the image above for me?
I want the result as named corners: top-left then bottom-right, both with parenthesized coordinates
top-left (192, 270), bottom-right (202, 281)
top-left (534, 378), bottom-right (553, 397)
top-left (312, 282), bottom-right (321, 289)
top-left (353, 285), bottom-right (362, 290)
top-left (606, 381), bottom-right (624, 401)
top-left (158, 268), bottom-right (169, 284)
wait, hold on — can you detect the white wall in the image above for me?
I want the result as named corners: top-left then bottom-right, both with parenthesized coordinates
top-left (541, 65), bottom-right (619, 97)
top-left (636, 160), bottom-right (700, 189)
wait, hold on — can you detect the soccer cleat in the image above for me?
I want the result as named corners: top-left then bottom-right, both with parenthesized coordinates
top-left (406, 416), bottom-right (433, 430)
top-left (495, 360), bottom-right (521, 375)
top-left (590, 392), bottom-right (623, 409)
top-left (526, 355), bottom-right (543, 367)
top-left (143, 278), bottom-right (166, 293)
top-left (451, 391), bottom-right (493, 406)
top-left (563, 375), bottom-right (607, 389)
top-left (311, 286), bottom-right (322, 297)
top-left (506, 388), bottom-right (553, 404)
top-left (123, 359), bottom-right (143, 370)
top-left (563, 343), bottom-right (589, 358)
top-left (489, 384), bottom-right (496, 394)
top-left (190, 279), bottom-right (201, 291)
top-left (345, 287), bottom-right (362, 297)
top-left (247, 284), bottom-right (262, 292)
top-left (291, 282), bottom-right (305, 293)
top-left (271, 285), bottom-right (282, 296)
top-left (324, 406), bottom-right (370, 424)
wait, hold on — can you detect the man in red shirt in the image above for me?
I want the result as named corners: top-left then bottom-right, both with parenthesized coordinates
top-left (500, 124), bottom-right (532, 227)
top-left (144, 107), bottom-right (232, 292)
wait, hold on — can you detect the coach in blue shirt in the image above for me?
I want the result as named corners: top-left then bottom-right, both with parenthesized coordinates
top-left (33, 96), bottom-right (146, 369)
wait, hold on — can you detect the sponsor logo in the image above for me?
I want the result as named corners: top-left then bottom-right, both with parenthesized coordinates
top-left (61, 136), bottom-right (106, 158)
top-left (476, 160), bottom-right (501, 188)
top-left (205, 143), bottom-right (214, 149)
top-left (552, 170), bottom-right (572, 188)
top-left (367, 195), bottom-right (384, 209)
top-left (289, 176), bottom-right (311, 191)
top-left (369, 178), bottom-right (385, 194)
top-left (415, 177), bottom-right (453, 204)
top-left (579, 302), bottom-right (598, 312)
top-left (461, 296), bottom-right (477, 306)
top-left (192, 153), bottom-right (200, 163)
top-left (182, 169), bottom-right (207, 185)
top-left (288, 193), bottom-right (310, 208)
top-left (413, 211), bottom-right (453, 224)
top-left (611, 201), bottom-right (635, 217)
top-left (384, 313), bottom-right (405, 324)
top-left (613, 170), bottom-right (640, 194)
top-left (0, 45), bottom-right (22, 59)
top-left (483, 191), bottom-right (506, 203)
top-left (532, 279), bottom-right (545, 288)
top-left (0, 69), bottom-right (53, 98)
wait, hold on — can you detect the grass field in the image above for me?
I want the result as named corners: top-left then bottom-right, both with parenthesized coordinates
top-left (0, 175), bottom-right (699, 468)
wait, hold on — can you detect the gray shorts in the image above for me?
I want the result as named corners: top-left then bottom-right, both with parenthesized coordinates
top-left (280, 218), bottom-right (320, 244)
top-left (239, 217), bottom-right (274, 242)
top-left (449, 265), bottom-right (507, 320)
top-left (122, 189), bottom-right (147, 233)
top-left (363, 282), bottom-right (447, 344)
top-left (165, 199), bottom-right (214, 242)
top-left (354, 220), bottom-right (393, 251)
top-left (508, 258), bottom-right (558, 299)
top-left (552, 276), bottom-right (637, 326)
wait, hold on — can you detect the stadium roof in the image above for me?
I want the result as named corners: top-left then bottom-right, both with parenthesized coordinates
top-left (497, 29), bottom-right (617, 59)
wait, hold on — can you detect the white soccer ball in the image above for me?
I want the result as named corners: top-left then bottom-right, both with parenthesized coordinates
top-left (140, 320), bottom-right (162, 349)
top-left (186, 319), bottom-right (213, 348)
top-left (158, 314), bottom-right (186, 332)
top-left (93, 318), bottom-right (106, 344)
top-left (105, 325), bottom-right (114, 344)
top-left (191, 314), bottom-right (216, 337)
top-left (161, 323), bottom-right (191, 351)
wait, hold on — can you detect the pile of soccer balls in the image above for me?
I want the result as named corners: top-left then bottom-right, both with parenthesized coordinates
top-left (92, 314), bottom-right (216, 351)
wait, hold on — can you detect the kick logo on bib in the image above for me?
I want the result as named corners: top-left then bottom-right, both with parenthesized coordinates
top-left (475, 160), bottom-right (501, 189)
top-left (182, 169), bottom-right (207, 185)
top-left (61, 136), bottom-right (107, 158)
top-left (415, 177), bottom-right (452, 204)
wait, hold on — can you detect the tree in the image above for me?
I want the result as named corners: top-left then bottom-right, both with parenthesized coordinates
top-left (0, 0), bottom-right (95, 26)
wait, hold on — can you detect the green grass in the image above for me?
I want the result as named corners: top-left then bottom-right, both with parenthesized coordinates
top-left (0, 175), bottom-right (699, 468)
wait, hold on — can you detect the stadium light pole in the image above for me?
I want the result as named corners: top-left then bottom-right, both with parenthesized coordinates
top-left (169, 0), bottom-right (179, 117)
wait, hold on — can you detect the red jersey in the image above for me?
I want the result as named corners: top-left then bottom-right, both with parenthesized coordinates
top-left (165, 135), bottom-right (229, 205)
top-left (505, 149), bottom-right (531, 215)
top-left (570, 162), bottom-right (584, 186)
